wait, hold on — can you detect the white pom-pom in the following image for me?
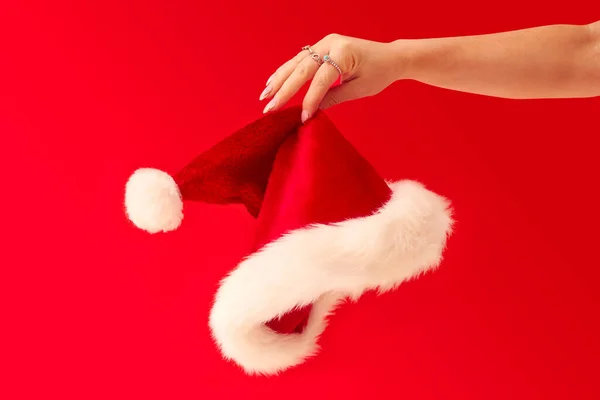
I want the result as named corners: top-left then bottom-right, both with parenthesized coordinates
top-left (125, 168), bottom-right (183, 233)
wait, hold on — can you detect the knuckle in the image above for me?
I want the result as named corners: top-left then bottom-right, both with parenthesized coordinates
top-left (336, 38), bottom-right (352, 52)
top-left (314, 76), bottom-right (330, 90)
top-left (295, 61), bottom-right (310, 78)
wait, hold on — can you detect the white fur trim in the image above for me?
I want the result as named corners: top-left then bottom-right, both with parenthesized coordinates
top-left (208, 180), bottom-right (454, 375)
top-left (124, 168), bottom-right (183, 233)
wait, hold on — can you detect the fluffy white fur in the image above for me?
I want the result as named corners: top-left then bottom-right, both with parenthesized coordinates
top-left (209, 180), bottom-right (454, 376)
top-left (124, 168), bottom-right (183, 233)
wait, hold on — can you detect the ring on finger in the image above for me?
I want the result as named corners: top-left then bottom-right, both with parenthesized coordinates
top-left (302, 45), bottom-right (324, 66)
top-left (309, 53), bottom-right (324, 66)
top-left (302, 45), bottom-right (315, 54)
top-left (323, 55), bottom-right (342, 75)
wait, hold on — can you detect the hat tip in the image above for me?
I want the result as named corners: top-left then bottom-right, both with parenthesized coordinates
top-left (124, 168), bottom-right (183, 234)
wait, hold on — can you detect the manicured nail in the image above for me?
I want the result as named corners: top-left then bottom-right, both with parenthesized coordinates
top-left (266, 74), bottom-right (275, 86)
top-left (259, 85), bottom-right (272, 101)
top-left (301, 110), bottom-right (310, 123)
top-left (263, 98), bottom-right (277, 113)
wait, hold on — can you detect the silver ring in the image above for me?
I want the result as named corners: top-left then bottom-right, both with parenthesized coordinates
top-left (323, 55), bottom-right (342, 75)
top-left (310, 53), bottom-right (324, 66)
top-left (303, 45), bottom-right (324, 66)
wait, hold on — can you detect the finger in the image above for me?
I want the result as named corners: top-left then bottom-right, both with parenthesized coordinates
top-left (264, 49), bottom-right (323, 113)
top-left (260, 36), bottom-right (332, 101)
top-left (319, 79), bottom-right (364, 110)
top-left (301, 59), bottom-right (341, 121)
top-left (260, 49), bottom-right (310, 101)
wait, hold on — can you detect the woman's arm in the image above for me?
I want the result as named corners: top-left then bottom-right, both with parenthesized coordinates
top-left (261, 22), bottom-right (600, 119)
top-left (395, 21), bottom-right (600, 99)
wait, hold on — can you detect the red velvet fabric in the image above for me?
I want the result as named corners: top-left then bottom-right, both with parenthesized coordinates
top-left (174, 107), bottom-right (302, 218)
top-left (174, 106), bottom-right (392, 334)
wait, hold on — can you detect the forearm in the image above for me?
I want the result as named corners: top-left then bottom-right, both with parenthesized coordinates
top-left (393, 21), bottom-right (600, 99)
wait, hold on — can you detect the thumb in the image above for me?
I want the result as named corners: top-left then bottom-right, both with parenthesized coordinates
top-left (319, 80), bottom-right (364, 110)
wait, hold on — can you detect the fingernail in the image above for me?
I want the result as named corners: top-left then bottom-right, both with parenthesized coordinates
top-left (259, 85), bottom-right (272, 101)
top-left (263, 98), bottom-right (277, 113)
top-left (266, 73), bottom-right (275, 86)
top-left (301, 110), bottom-right (310, 123)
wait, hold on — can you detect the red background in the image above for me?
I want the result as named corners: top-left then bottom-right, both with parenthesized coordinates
top-left (2, 1), bottom-right (599, 399)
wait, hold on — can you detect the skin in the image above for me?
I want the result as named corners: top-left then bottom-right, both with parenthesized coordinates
top-left (259, 20), bottom-right (600, 123)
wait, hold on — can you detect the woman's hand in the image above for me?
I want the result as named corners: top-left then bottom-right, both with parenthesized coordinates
top-left (259, 34), bottom-right (404, 123)
top-left (259, 21), bottom-right (600, 121)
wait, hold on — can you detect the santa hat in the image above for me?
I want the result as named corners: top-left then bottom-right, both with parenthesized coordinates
top-left (124, 106), bottom-right (454, 375)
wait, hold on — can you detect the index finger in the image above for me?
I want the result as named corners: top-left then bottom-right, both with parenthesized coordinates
top-left (260, 49), bottom-right (310, 101)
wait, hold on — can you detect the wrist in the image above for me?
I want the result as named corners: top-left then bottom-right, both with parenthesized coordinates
top-left (388, 38), bottom-right (446, 82)
top-left (388, 39), bottom-right (422, 82)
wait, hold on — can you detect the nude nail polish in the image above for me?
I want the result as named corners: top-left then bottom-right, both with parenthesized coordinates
top-left (266, 74), bottom-right (275, 86)
top-left (259, 85), bottom-right (272, 101)
top-left (263, 98), bottom-right (277, 113)
top-left (301, 110), bottom-right (310, 123)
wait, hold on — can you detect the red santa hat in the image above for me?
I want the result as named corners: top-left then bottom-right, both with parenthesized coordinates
top-left (124, 106), bottom-right (454, 375)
